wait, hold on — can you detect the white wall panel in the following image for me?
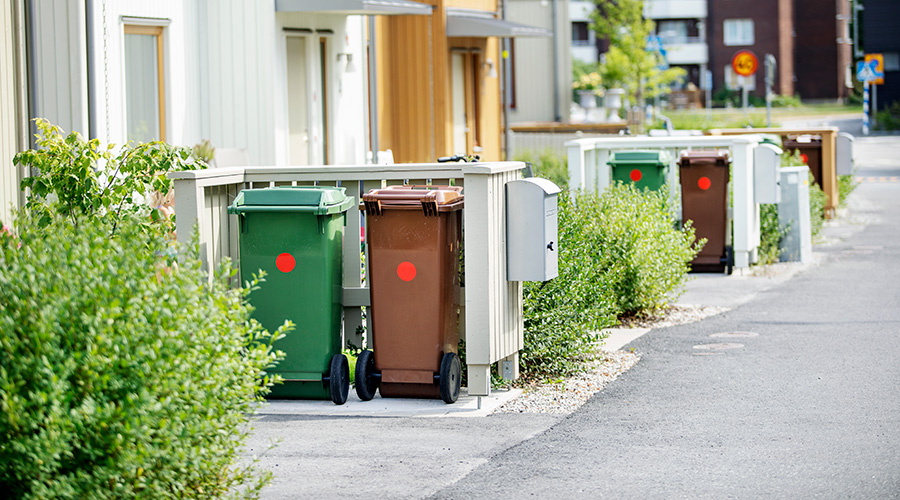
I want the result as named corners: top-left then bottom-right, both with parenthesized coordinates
top-left (30, 0), bottom-right (88, 136)
top-left (0, 0), bottom-right (21, 224)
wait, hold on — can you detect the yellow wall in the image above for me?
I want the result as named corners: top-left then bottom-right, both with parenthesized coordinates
top-left (376, 0), bottom-right (503, 163)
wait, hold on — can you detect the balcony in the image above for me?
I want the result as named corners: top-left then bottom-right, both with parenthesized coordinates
top-left (660, 37), bottom-right (708, 65)
top-left (644, 0), bottom-right (706, 20)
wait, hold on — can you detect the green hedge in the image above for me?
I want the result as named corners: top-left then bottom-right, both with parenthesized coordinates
top-left (0, 214), bottom-right (285, 499)
top-left (520, 184), bottom-right (702, 379)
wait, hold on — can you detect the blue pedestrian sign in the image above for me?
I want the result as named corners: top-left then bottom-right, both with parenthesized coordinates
top-left (857, 60), bottom-right (883, 83)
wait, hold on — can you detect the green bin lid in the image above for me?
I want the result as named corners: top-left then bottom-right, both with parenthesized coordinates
top-left (758, 134), bottom-right (783, 148)
top-left (608, 150), bottom-right (671, 166)
top-left (228, 186), bottom-right (354, 215)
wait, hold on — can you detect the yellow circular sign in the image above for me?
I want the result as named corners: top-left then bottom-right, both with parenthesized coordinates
top-left (732, 50), bottom-right (758, 77)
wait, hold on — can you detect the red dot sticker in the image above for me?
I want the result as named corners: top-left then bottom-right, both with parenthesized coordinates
top-left (630, 169), bottom-right (643, 182)
top-left (275, 253), bottom-right (296, 273)
top-left (800, 153), bottom-right (809, 163)
top-left (397, 261), bottom-right (416, 282)
top-left (698, 177), bottom-right (712, 190)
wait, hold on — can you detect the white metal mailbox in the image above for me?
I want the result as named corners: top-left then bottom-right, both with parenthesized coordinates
top-left (506, 178), bottom-right (560, 282)
top-left (754, 143), bottom-right (782, 204)
top-left (836, 132), bottom-right (854, 176)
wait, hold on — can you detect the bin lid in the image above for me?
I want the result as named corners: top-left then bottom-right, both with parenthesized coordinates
top-left (679, 150), bottom-right (730, 167)
top-left (227, 186), bottom-right (354, 215)
top-left (362, 185), bottom-right (464, 215)
top-left (758, 134), bottom-right (783, 149)
top-left (607, 150), bottom-right (671, 167)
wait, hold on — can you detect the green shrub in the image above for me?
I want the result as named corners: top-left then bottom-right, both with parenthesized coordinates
top-left (514, 149), bottom-right (569, 188)
top-left (520, 192), bottom-right (618, 379)
top-left (874, 101), bottom-right (900, 131)
top-left (757, 203), bottom-right (786, 265)
top-left (838, 174), bottom-right (858, 206)
top-left (12, 119), bottom-right (204, 233)
top-left (519, 185), bottom-right (701, 380)
top-left (0, 213), bottom-right (286, 499)
top-left (782, 150), bottom-right (826, 238)
top-left (595, 183), bottom-right (703, 315)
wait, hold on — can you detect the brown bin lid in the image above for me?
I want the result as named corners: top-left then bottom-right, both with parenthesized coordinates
top-left (679, 150), bottom-right (730, 167)
top-left (362, 185), bottom-right (464, 215)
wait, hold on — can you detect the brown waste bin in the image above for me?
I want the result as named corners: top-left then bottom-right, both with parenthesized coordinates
top-left (784, 135), bottom-right (823, 187)
top-left (356, 185), bottom-right (464, 403)
top-left (680, 150), bottom-right (733, 274)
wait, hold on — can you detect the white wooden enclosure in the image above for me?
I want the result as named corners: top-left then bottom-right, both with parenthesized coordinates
top-left (566, 135), bottom-right (763, 269)
top-left (169, 162), bottom-right (526, 397)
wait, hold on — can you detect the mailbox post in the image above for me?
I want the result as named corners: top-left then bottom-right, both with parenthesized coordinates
top-left (754, 143), bottom-right (782, 204)
top-left (506, 178), bottom-right (561, 282)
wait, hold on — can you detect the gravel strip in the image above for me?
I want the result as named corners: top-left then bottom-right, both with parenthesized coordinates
top-left (492, 350), bottom-right (640, 415)
top-left (492, 304), bottom-right (728, 415)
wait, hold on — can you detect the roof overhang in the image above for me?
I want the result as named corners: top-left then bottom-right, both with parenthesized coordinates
top-left (446, 8), bottom-right (552, 38)
top-left (275, 0), bottom-right (432, 16)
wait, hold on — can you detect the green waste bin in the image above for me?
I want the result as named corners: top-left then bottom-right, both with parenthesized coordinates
top-left (608, 150), bottom-right (671, 191)
top-left (228, 186), bottom-right (355, 404)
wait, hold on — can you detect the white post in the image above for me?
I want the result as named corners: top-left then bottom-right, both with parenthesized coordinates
top-left (172, 177), bottom-right (208, 270)
top-left (731, 139), bottom-right (758, 268)
top-left (567, 143), bottom-right (586, 192)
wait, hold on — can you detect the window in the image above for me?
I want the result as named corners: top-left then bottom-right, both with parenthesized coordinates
top-left (723, 19), bottom-right (754, 46)
top-left (124, 24), bottom-right (166, 142)
top-left (725, 65), bottom-right (756, 90)
top-left (657, 20), bottom-right (688, 43)
top-left (572, 22), bottom-right (590, 46)
top-left (884, 53), bottom-right (900, 72)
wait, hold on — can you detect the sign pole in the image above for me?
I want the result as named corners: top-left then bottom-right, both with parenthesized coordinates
top-left (872, 83), bottom-right (878, 130)
top-left (863, 81), bottom-right (869, 136)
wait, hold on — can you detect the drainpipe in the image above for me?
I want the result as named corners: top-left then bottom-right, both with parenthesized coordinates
top-left (24, 0), bottom-right (38, 146)
top-left (501, 0), bottom-right (510, 159)
top-left (367, 15), bottom-right (379, 163)
top-left (85, 0), bottom-right (96, 139)
top-left (552, 0), bottom-right (560, 122)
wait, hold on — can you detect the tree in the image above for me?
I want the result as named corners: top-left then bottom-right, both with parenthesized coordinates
top-left (589, 0), bottom-right (685, 106)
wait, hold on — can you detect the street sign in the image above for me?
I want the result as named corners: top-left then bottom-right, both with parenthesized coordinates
top-left (865, 53), bottom-right (885, 84)
top-left (857, 60), bottom-right (881, 83)
top-left (732, 50), bottom-right (759, 77)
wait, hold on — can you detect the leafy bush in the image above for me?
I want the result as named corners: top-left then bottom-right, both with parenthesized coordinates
top-left (782, 150), bottom-right (826, 238)
top-left (874, 101), bottom-right (900, 131)
top-left (0, 213), bottom-right (286, 499)
top-left (757, 203), bottom-right (786, 265)
top-left (514, 150), bottom-right (569, 188)
top-left (12, 119), bottom-right (204, 233)
top-left (520, 192), bottom-right (618, 379)
top-left (838, 174), bottom-right (858, 205)
top-left (594, 183), bottom-right (702, 315)
top-left (520, 185), bottom-right (701, 379)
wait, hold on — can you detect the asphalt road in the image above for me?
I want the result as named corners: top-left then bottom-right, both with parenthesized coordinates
top-left (427, 136), bottom-right (900, 499)
top-left (247, 130), bottom-right (900, 499)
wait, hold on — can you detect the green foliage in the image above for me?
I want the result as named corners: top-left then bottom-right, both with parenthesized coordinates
top-left (808, 173), bottom-right (827, 238)
top-left (520, 185), bottom-right (701, 380)
top-left (757, 203), bottom-right (786, 265)
top-left (13, 119), bottom-right (205, 233)
top-left (192, 139), bottom-right (216, 164)
top-left (838, 174), bottom-right (858, 205)
top-left (0, 213), bottom-right (286, 499)
top-left (782, 150), bottom-right (825, 237)
top-left (514, 150), bottom-right (569, 189)
top-left (874, 101), bottom-right (900, 131)
top-left (659, 111), bottom-right (770, 131)
top-left (590, 0), bottom-right (686, 103)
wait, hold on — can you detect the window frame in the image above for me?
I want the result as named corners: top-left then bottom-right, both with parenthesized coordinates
top-left (123, 24), bottom-right (166, 142)
top-left (723, 18), bottom-right (754, 47)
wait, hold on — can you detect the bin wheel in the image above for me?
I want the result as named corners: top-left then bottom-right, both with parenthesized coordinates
top-left (725, 246), bottom-right (734, 276)
top-left (329, 354), bottom-right (349, 405)
top-left (439, 352), bottom-right (461, 404)
top-left (355, 350), bottom-right (378, 401)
